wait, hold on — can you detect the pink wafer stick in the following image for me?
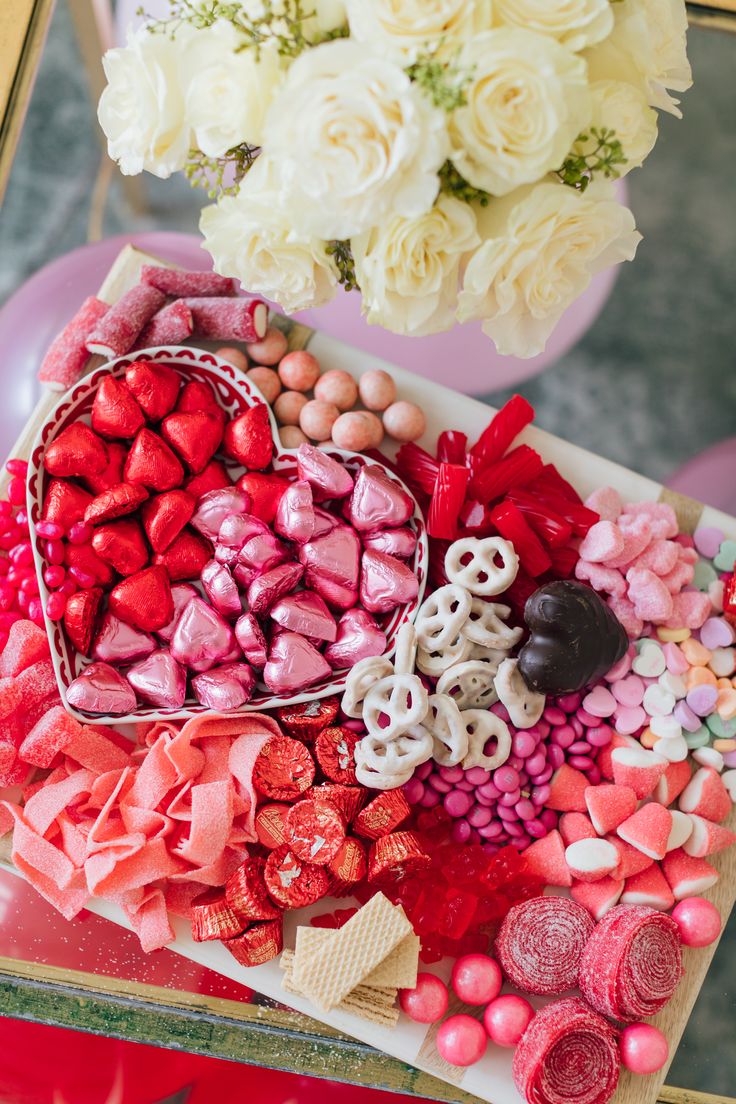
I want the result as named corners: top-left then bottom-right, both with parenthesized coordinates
top-left (184, 297), bottom-right (268, 342)
top-left (86, 284), bottom-right (167, 358)
top-left (141, 264), bottom-right (237, 297)
top-left (135, 300), bottom-right (194, 348)
top-left (38, 296), bottom-right (109, 390)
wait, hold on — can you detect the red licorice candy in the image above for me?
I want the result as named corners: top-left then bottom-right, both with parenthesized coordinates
top-left (427, 463), bottom-right (469, 541)
top-left (437, 430), bottom-right (467, 466)
top-left (490, 500), bottom-right (552, 578)
top-left (506, 489), bottom-right (574, 548)
top-left (470, 394), bottom-right (535, 469)
top-left (394, 442), bottom-right (439, 497)
top-left (495, 897), bottom-right (594, 996)
top-left (470, 443), bottom-right (544, 504)
top-left (723, 573), bottom-right (736, 624)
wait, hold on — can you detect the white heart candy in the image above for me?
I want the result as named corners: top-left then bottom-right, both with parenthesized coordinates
top-left (653, 735), bottom-right (688, 762)
top-left (693, 746), bottom-right (724, 772)
top-left (658, 671), bottom-right (687, 700)
top-left (643, 683), bottom-right (676, 717)
top-left (650, 715), bottom-right (682, 740)
top-left (709, 647), bottom-right (736, 679)
top-left (722, 769), bottom-right (736, 802)
top-left (632, 641), bottom-right (666, 678)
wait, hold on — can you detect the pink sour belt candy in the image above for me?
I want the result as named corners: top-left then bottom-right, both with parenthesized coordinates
top-left (86, 285), bottom-right (167, 358)
top-left (191, 662), bottom-right (256, 710)
top-left (296, 444), bottom-right (354, 502)
top-left (263, 631), bottom-right (331, 694)
top-left (324, 608), bottom-right (386, 669)
top-left (92, 612), bottom-right (155, 664)
top-left (343, 465), bottom-right (413, 532)
top-left (38, 296), bottom-right (109, 390)
top-left (126, 649), bottom-right (188, 709)
top-left (191, 487), bottom-right (251, 541)
top-left (140, 265), bottom-right (237, 297)
top-left (66, 661), bottom-right (138, 715)
top-left (170, 596), bottom-right (236, 673)
top-left (360, 549), bottom-right (419, 614)
top-left (270, 591), bottom-right (337, 642)
top-left (135, 301), bottom-right (193, 348)
top-left (184, 297), bottom-right (268, 343)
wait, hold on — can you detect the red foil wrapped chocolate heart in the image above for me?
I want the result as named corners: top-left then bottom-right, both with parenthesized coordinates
top-left (141, 490), bottom-right (196, 553)
top-left (44, 422), bottom-right (108, 478)
top-left (125, 360), bottom-right (181, 421)
top-left (161, 410), bottom-right (224, 474)
top-left (91, 518), bottom-right (149, 576)
top-left (124, 428), bottom-right (184, 492)
top-left (91, 376), bottom-right (145, 440)
top-left (108, 565), bottom-right (174, 632)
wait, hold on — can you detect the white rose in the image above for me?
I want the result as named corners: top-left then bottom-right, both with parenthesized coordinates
top-left (493, 0), bottom-right (612, 53)
top-left (585, 0), bottom-right (692, 117)
top-left (353, 196), bottom-right (479, 336)
top-left (98, 25), bottom-right (192, 178)
top-left (574, 80), bottom-right (658, 172)
top-left (345, 0), bottom-right (493, 62)
top-left (183, 22), bottom-right (284, 156)
top-left (457, 181), bottom-right (641, 358)
top-left (199, 157), bottom-right (339, 314)
top-left (263, 40), bottom-right (448, 240)
top-left (449, 30), bottom-right (592, 197)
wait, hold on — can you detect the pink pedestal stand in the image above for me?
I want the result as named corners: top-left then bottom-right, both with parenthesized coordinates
top-left (667, 438), bottom-right (736, 517)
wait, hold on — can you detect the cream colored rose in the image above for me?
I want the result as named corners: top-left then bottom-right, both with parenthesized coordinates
top-left (182, 22), bottom-right (283, 156)
top-left (449, 30), bottom-right (592, 197)
top-left (263, 40), bottom-right (448, 240)
top-left (353, 196), bottom-right (479, 336)
top-left (240, 0), bottom-right (346, 37)
top-left (98, 25), bottom-right (192, 178)
top-left (457, 181), bottom-right (641, 358)
top-left (199, 157), bottom-right (338, 314)
top-left (585, 0), bottom-right (692, 117)
top-left (575, 80), bottom-right (658, 172)
top-left (345, 0), bottom-right (493, 62)
top-left (493, 0), bottom-right (612, 53)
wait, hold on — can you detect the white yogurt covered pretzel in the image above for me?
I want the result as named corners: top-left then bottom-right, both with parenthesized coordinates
top-left (494, 657), bottom-right (546, 729)
top-left (463, 599), bottom-right (523, 650)
top-left (436, 659), bottom-right (500, 710)
top-left (414, 584), bottom-right (472, 652)
top-left (357, 726), bottom-right (433, 775)
top-left (393, 622), bottom-right (418, 677)
top-left (424, 693), bottom-right (469, 767)
top-left (354, 758), bottom-right (414, 791)
top-left (342, 655), bottom-right (394, 718)
top-left (461, 710), bottom-right (512, 771)
top-left (362, 673), bottom-right (428, 738)
top-left (416, 633), bottom-right (472, 677)
top-left (444, 537), bottom-right (519, 596)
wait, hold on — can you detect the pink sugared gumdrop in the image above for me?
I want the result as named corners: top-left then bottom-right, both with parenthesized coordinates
top-left (451, 954), bottom-right (502, 1006)
top-left (619, 1023), bottom-right (669, 1075)
top-left (578, 520), bottom-right (625, 563)
top-left (436, 1014), bottom-right (487, 1067)
top-left (399, 973), bottom-right (449, 1024)
top-left (584, 486), bottom-right (623, 522)
top-left (671, 896), bottom-right (722, 947)
top-left (483, 994), bottom-right (534, 1047)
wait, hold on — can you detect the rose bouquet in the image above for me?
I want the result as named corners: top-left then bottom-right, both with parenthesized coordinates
top-left (98, 0), bottom-right (691, 358)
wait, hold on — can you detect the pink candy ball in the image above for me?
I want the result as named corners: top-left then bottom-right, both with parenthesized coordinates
top-left (620, 1024), bottom-right (669, 1075)
top-left (332, 411), bottom-right (383, 451)
top-left (314, 369), bottom-right (359, 411)
top-left (247, 366), bottom-right (282, 404)
top-left (383, 400), bottom-right (426, 442)
top-left (359, 369), bottom-right (397, 412)
top-left (214, 345), bottom-right (249, 372)
top-left (299, 399), bottom-right (339, 442)
top-left (278, 349), bottom-right (321, 391)
top-left (399, 973), bottom-right (449, 1024)
top-left (436, 1014), bottom-right (487, 1067)
top-left (451, 954), bottom-right (502, 1006)
top-left (483, 995), bottom-right (534, 1047)
top-left (245, 327), bottom-right (288, 366)
top-left (671, 897), bottom-right (722, 947)
top-left (280, 426), bottom-right (309, 449)
top-left (274, 390), bottom-right (309, 426)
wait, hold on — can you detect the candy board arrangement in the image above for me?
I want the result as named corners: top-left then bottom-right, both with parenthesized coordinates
top-left (1, 245), bottom-right (736, 1104)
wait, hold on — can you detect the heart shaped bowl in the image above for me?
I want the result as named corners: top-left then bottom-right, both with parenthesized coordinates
top-left (27, 345), bottom-right (428, 724)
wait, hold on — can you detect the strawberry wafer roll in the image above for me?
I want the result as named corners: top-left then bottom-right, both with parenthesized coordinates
top-left (141, 264), bottom-right (237, 297)
top-left (86, 285), bottom-right (166, 358)
top-left (135, 300), bottom-right (194, 348)
top-left (185, 297), bottom-right (269, 343)
top-left (38, 296), bottom-right (109, 390)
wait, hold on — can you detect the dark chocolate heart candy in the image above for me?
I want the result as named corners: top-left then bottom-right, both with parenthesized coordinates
top-left (518, 579), bottom-right (628, 695)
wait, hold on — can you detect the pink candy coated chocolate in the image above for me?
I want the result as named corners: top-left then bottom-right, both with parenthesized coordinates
top-left (362, 527), bottom-right (417, 559)
top-left (191, 487), bottom-right (250, 541)
top-left (66, 661), bottom-right (138, 715)
top-left (201, 559), bottom-right (242, 620)
top-left (274, 481), bottom-right (315, 544)
top-left (191, 662), bottom-right (255, 711)
top-left (92, 612), bottom-right (156, 664)
top-left (263, 631), bottom-right (331, 694)
top-left (157, 583), bottom-right (198, 644)
top-left (234, 612), bottom-right (268, 667)
top-left (296, 443), bottom-right (354, 502)
top-left (270, 591), bottom-right (337, 642)
top-left (324, 608), bottom-right (386, 669)
top-left (343, 465), bottom-right (413, 532)
top-left (360, 549), bottom-right (419, 613)
top-left (247, 562), bottom-right (304, 616)
top-left (299, 526), bottom-right (360, 590)
top-left (170, 596), bottom-right (236, 673)
top-left (127, 649), bottom-right (188, 709)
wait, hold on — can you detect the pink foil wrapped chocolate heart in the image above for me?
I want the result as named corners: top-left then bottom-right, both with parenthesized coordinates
top-left (201, 559), bottom-right (242, 620)
top-left (92, 612), bottom-right (155, 664)
top-left (299, 526), bottom-right (360, 589)
top-left (313, 507), bottom-right (339, 538)
top-left (362, 527), bottom-right (417, 559)
top-left (324, 608), bottom-right (386, 669)
top-left (218, 512), bottom-right (269, 551)
top-left (191, 662), bottom-right (256, 711)
top-left (297, 443), bottom-right (354, 502)
top-left (263, 631), bottom-right (331, 694)
top-left (360, 549), bottom-right (419, 613)
top-left (170, 596), bottom-right (236, 672)
top-left (274, 481), bottom-right (315, 544)
top-left (237, 531), bottom-right (290, 576)
top-left (127, 649), bottom-right (188, 709)
top-left (234, 613), bottom-right (268, 667)
top-left (191, 487), bottom-right (250, 541)
top-left (157, 583), bottom-right (198, 643)
top-left (344, 465), bottom-right (413, 532)
top-left (270, 591), bottom-right (337, 642)
top-left (247, 562), bottom-right (304, 616)
top-left (305, 571), bottom-right (359, 611)
top-left (66, 661), bottom-right (138, 715)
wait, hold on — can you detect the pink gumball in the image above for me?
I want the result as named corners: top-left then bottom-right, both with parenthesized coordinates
top-left (278, 349), bottom-right (321, 391)
top-left (245, 327), bottom-right (288, 366)
top-left (280, 426), bottom-right (309, 449)
top-left (215, 345), bottom-right (249, 372)
top-left (274, 390), bottom-right (309, 426)
top-left (399, 973), bottom-right (449, 1024)
top-left (451, 954), bottom-right (502, 1006)
top-left (620, 1024), bottom-right (669, 1075)
top-left (331, 411), bottom-right (382, 451)
top-left (672, 897), bottom-right (722, 947)
top-left (436, 1014), bottom-right (487, 1067)
top-left (483, 994), bottom-right (534, 1047)
top-left (314, 369), bottom-right (359, 411)
top-left (383, 400), bottom-right (426, 442)
top-left (299, 399), bottom-right (339, 442)
top-left (247, 366), bottom-right (282, 404)
top-left (359, 369), bottom-right (397, 412)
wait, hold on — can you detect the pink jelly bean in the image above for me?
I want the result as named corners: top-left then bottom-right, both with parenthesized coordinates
top-left (36, 520), bottom-right (63, 539)
top-left (556, 692), bottom-right (583, 714)
top-left (568, 754), bottom-right (595, 771)
top-left (526, 818), bottom-right (547, 839)
top-left (45, 540), bottom-right (65, 565)
top-left (499, 789), bottom-right (521, 807)
top-left (515, 799), bottom-right (536, 821)
top-left (569, 740), bottom-right (590, 754)
top-left (551, 725), bottom-right (575, 749)
top-left (512, 732), bottom-right (537, 758)
top-left (445, 790), bottom-right (473, 818)
top-left (543, 706), bottom-right (567, 725)
top-left (587, 724), bottom-right (613, 748)
top-left (525, 752), bottom-right (546, 776)
top-left (531, 784), bottom-right (551, 805)
top-left (547, 745), bottom-right (565, 769)
top-left (495, 766), bottom-right (520, 793)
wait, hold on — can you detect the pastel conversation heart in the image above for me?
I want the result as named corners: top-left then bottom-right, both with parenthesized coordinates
top-left (714, 540), bottom-right (736, 572)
